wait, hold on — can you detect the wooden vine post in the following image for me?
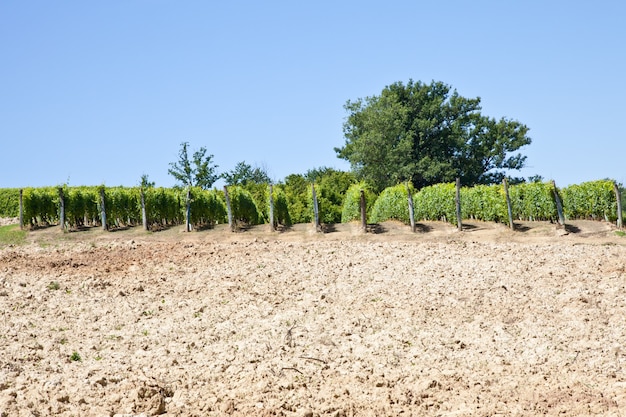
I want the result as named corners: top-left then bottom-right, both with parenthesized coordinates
top-left (406, 183), bottom-right (416, 233)
top-left (455, 178), bottom-right (462, 231)
top-left (614, 182), bottom-right (623, 229)
top-left (223, 186), bottom-right (234, 232)
top-left (503, 178), bottom-right (514, 230)
top-left (19, 189), bottom-right (24, 230)
top-left (312, 183), bottom-right (321, 232)
top-left (58, 187), bottom-right (65, 231)
top-left (140, 187), bottom-right (148, 231)
top-left (99, 186), bottom-right (107, 231)
top-left (269, 183), bottom-right (275, 232)
top-left (552, 181), bottom-right (565, 226)
top-left (360, 189), bottom-right (367, 232)
top-left (185, 187), bottom-right (191, 232)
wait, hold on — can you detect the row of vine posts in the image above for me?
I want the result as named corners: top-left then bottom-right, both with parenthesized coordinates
top-left (352, 178), bottom-right (623, 234)
top-left (16, 179), bottom-right (624, 233)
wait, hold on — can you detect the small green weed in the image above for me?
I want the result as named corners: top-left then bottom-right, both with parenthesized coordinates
top-left (70, 351), bottom-right (82, 362)
top-left (48, 281), bottom-right (60, 291)
top-left (615, 230), bottom-right (626, 237)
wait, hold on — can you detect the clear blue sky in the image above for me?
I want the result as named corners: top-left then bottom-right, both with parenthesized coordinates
top-left (1, 1), bottom-right (624, 189)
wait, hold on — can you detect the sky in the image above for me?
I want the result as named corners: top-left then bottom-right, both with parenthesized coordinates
top-left (1, 1), bottom-right (624, 189)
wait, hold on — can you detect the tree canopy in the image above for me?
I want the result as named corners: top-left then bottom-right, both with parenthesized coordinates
top-left (222, 161), bottom-right (271, 186)
top-left (335, 80), bottom-right (532, 192)
top-left (168, 142), bottom-right (219, 189)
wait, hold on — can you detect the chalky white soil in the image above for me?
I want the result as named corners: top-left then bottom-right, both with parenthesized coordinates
top-left (1, 220), bottom-right (626, 416)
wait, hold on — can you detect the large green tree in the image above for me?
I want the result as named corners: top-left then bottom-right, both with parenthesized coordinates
top-left (335, 80), bottom-right (531, 191)
top-left (168, 142), bottom-right (219, 189)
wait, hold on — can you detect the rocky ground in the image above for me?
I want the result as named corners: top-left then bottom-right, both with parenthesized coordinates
top-left (1, 219), bottom-right (626, 416)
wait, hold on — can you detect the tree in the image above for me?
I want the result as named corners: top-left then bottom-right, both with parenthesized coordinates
top-left (335, 80), bottom-right (532, 192)
top-left (139, 174), bottom-right (155, 189)
top-left (168, 142), bottom-right (219, 189)
top-left (222, 161), bottom-right (271, 186)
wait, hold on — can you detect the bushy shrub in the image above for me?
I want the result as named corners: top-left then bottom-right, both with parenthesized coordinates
top-left (311, 171), bottom-right (356, 224)
top-left (370, 184), bottom-right (413, 224)
top-left (22, 187), bottom-right (58, 227)
top-left (341, 182), bottom-right (377, 223)
top-left (107, 187), bottom-right (142, 226)
top-left (270, 185), bottom-right (291, 226)
top-left (414, 183), bottom-right (457, 223)
top-left (462, 184), bottom-right (508, 222)
top-left (561, 180), bottom-right (617, 221)
top-left (65, 186), bottom-right (99, 227)
top-left (228, 186), bottom-right (261, 225)
top-left (189, 187), bottom-right (228, 227)
top-left (145, 187), bottom-right (184, 226)
top-left (0, 188), bottom-right (20, 218)
top-left (509, 182), bottom-right (557, 221)
top-left (283, 174), bottom-right (312, 224)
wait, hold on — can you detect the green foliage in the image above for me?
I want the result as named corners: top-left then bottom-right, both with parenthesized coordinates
top-left (222, 161), bottom-right (271, 186)
top-left (271, 186), bottom-right (292, 226)
top-left (336, 79), bottom-right (531, 192)
top-left (69, 351), bottom-right (82, 362)
top-left (282, 169), bottom-right (355, 224)
top-left (188, 187), bottom-right (227, 227)
top-left (413, 183), bottom-right (457, 223)
top-left (283, 174), bottom-right (312, 224)
top-left (222, 161), bottom-right (273, 223)
top-left (0, 224), bottom-right (26, 246)
top-left (0, 189), bottom-right (20, 217)
top-left (462, 184), bottom-right (508, 222)
top-left (64, 186), bottom-right (99, 228)
top-left (341, 182), bottom-right (377, 223)
top-left (244, 182), bottom-right (271, 223)
top-left (22, 187), bottom-right (59, 227)
top-left (370, 184), bottom-right (413, 224)
top-left (168, 142), bottom-right (219, 189)
top-left (10, 179), bottom-right (619, 231)
top-left (106, 187), bottom-right (142, 227)
top-left (509, 182), bottom-right (557, 221)
top-left (561, 180), bottom-right (617, 221)
top-left (227, 186), bottom-right (261, 225)
top-left (140, 174), bottom-right (155, 188)
top-left (311, 169), bottom-right (356, 223)
top-left (144, 187), bottom-right (184, 226)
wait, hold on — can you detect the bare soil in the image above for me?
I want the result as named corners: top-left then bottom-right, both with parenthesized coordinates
top-left (1, 220), bottom-right (626, 416)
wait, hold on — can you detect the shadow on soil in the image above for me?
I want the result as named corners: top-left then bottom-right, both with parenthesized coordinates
top-left (565, 224), bottom-right (582, 234)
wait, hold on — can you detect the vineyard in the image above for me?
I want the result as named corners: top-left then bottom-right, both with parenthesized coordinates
top-left (0, 179), bottom-right (623, 231)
